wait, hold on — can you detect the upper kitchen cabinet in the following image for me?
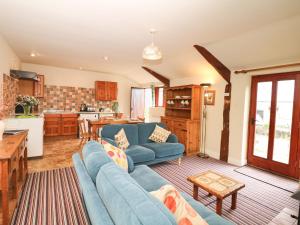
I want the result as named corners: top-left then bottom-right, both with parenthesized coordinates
top-left (95, 81), bottom-right (118, 101)
top-left (18, 74), bottom-right (45, 97)
top-left (34, 75), bottom-right (45, 98)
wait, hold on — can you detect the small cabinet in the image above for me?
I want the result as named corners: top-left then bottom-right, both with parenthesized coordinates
top-left (44, 113), bottom-right (78, 136)
top-left (34, 75), bottom-right (45, 98)
top-left (95, 81), bottom-right (118, 101)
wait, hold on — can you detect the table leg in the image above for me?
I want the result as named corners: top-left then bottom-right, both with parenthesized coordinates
top-left (231, 192), bottom-right (237, 210)
top-left (216, 198), bottom-right (223, 215)
top-left (12, 170), bottom-right (18, 199)
top-left (1, 161), bottom-right (9, 225)
top-left (193, 184), bottom-right (199, 200)
top-left (24, 146), bottom-right (28, 178)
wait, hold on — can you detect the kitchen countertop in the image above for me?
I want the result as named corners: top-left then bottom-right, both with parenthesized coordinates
top-left (43, 111), bottom-right (115, 114)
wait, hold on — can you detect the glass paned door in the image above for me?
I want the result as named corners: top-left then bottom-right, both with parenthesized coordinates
top-left (247, 73), bottom-right (300, 178)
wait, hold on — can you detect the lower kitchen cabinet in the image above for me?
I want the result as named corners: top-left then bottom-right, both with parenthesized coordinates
top-left (44, 113), bottom-right (78, 136)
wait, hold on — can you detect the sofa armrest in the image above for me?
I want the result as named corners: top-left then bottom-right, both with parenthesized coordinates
top-left (102, 137), bottom-right (118, 147)
top-left (167, 134), bottom-right (178, 143)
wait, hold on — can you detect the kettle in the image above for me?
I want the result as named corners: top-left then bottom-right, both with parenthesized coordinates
top-left (80, 104), bottom-right (87, 112)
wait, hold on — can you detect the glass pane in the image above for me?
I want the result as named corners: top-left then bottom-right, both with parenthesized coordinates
top-left (253, 82), bottom-right (272, 158)
top-left (272, 80), bottom-right (295, 164)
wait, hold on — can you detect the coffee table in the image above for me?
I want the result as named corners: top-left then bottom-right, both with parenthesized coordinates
top-left (187, 170), bottom-right (245, 215)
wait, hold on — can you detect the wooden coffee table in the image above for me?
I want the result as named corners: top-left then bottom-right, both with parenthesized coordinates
top-left (187, 170), bottom-right (245, 215)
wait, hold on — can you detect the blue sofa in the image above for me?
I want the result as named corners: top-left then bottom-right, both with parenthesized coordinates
top-left (101, 122), bottom-right (184, 165)
top-left (72, 141), bottom-right (234, 225)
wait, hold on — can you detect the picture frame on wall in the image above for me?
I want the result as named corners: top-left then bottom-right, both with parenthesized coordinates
top-left (204, 90), bottom-right (216, 105)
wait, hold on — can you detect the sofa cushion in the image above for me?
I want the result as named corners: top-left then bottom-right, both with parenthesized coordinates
top-left (101, 124), bottom-right (139, 145)
top-left (96, 162), bottom-right (177, 225)
top-left (151, 185), bottom-right (208, 225)
top-left (125, 145), bottom-right (155, 163)
top-left (137, 122), bottom-right (166, 144)
top-left (114, 128), bottom-right (129, 150)
top-left (102, 141), bottom-right (128, 171)
top-left (180, 192), bottom-right (234, 225)
top-left (130, 165), bottom-right (169, 192)
top-left (85, 151), bottom-right (112, 183)
top-left (82, 141), bottom-right (104, 163)
top-left (149, 125), bottom-right (171, 143)
top-left (142, 143), bottom-right (184, 158)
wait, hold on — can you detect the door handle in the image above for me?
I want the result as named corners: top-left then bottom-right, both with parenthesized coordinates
top-left (251, 118), bottom-right (257, 125)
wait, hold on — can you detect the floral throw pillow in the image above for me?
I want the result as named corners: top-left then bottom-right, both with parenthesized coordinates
top-left (114, 128), bottom-right (130, 150)
top-left (150, 185), bottom-right (208, 225)
top-left (149, 125), bottom-right (171, 143)
top-left (102, 140), bottom-right (128, 171)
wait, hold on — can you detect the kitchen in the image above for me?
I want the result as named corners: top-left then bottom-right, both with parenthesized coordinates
top-left (3, 66), bottom-right (130, 159)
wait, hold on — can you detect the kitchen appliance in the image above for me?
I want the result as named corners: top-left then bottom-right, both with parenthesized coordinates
top-left (10, 69), bottom-right (38, 81)
top-left (80, 104), bottom-right (87, 112)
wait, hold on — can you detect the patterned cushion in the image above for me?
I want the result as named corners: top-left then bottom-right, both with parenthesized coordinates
top-left (102, 140), bottom-right (128, 171)
top-left (149, 125), bottom-right (171, 143)
top-left (150, 185), bottom-right (208, 225)
top-left (114, 128), bottom-right (130, 150)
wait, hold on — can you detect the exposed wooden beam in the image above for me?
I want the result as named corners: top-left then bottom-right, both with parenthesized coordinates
top-left (141, 66), bottom-right (170, 87)
top-left (234, 62), bottom-right (300, 74)
top-left (194, 44), bottom-right (231, 162)
top-left (193, 45), bottom-right (231, 83)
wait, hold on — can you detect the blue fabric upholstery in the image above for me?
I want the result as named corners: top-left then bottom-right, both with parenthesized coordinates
top-left (130, 165), bottom-right (169, 192)
top-left (166, 134), bottom-right (178, 143)
top-left (137, 122), bottom-right (166, 144)
top-left (142, 142), bottom-right (184, 158)
top-left (101, 124), bottom-right (139, 145)
top-left (82, 141), bottom-right (104, 163)
top-left (96, 162), bottom-right (177, 225)
top-left (102, 137), bottom-right (117, 147)
top-left (127, 155), bottom-right (135, 173)
top-left (72, 154), bottom-right (114, 225)
top-left (85, 151), bottom-right (112, 183)
top-left (125, 145), bottom-right (155, 163)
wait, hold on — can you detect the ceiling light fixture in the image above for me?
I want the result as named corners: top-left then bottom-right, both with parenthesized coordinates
top-left (103, 56), bottom-right (109, 61)
top-left (142, 29), bottom-right (162, 61)
top-left (30, 52), bottom-right (36, 57)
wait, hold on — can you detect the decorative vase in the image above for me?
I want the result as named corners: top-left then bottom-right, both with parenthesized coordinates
top-left (0, 120), bottom-right (5, 141)
top-left (23, 105), bottom-right (31, 116)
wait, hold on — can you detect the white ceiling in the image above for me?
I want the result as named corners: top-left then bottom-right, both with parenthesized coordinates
top-left (0, 0), bottom-right (299, 84)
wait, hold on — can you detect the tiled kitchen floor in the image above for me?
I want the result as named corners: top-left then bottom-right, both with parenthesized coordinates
top-left (28, 136), bottom-right (82, 172)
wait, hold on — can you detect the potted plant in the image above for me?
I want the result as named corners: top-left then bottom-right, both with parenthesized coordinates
top-left (16, 95), bottom-right (39, 116)
top-left (112, 101), bottom-right (123, 118)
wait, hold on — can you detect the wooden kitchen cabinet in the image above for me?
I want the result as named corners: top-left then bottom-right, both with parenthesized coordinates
top-left (95, 81), bottom-right (118, 101)
top-left (61, 114), bottom-right (78, 136)
top-left (34, 75), bottom-right (45, 98)
top-left (44, 113), bottom-right (78, 136)
top-left (44, 114), bottom-right (61, 136)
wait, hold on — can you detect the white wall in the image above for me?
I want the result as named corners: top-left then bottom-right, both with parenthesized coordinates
top-left (0, 34), bottom-right (20, 115)
top-left (21, 63), bottom-right (138, 116)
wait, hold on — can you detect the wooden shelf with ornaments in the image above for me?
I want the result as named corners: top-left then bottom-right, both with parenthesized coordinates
top-left (161, 85), bottom-right (201, 156)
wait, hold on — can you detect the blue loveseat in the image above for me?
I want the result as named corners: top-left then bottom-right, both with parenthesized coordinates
top-left (72, 141), bottom-right (234, 225)
top-left (101, 122), bottom-right (184, 165)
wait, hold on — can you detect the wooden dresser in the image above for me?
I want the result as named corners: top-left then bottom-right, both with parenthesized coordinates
top-left (0, 131), bottom-right (28, 225)
top-left (161, 85), bottom-right (201, 156)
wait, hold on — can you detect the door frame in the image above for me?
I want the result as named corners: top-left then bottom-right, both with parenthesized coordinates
top-left (247, 71), bottom-right (300, 179)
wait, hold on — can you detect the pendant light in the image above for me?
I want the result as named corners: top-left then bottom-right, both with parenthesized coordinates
top-left (142, 29), bottom-right (162, 61)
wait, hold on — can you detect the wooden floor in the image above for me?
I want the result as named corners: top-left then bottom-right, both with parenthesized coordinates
top-left (28, 136), bottom-right (82, 172)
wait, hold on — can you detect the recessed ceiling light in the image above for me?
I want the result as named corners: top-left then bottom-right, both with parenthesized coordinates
top-left (30, 52), bottom-right (36, 57)
top-left (79, 67), bottom-right (83, 70)
top-left (104, 56), bottom-right (109, 61)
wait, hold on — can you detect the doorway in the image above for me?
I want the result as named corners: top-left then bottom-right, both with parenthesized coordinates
top-left (247, 72), bottom-right (300, 178)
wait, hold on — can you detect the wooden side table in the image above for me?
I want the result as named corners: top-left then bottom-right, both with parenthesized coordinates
top-left (0, 131), bottom-right (28, 225)
top-left (187, 170), bottom-right (245, 215)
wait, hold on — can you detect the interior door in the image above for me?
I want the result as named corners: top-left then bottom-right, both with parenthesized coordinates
top-left (247, 72), bottom-right (300, 178)
top-left (130, 88), bottom-right (145, 119)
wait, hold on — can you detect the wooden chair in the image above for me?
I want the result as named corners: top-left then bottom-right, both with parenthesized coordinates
top-left (78, 119), bottom-right (92, 146)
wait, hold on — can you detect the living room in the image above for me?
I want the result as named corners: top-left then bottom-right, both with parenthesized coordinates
top-left (0, 1), bottom-right (299, 225)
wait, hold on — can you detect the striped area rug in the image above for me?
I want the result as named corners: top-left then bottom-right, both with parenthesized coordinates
top-left (150, 156), bottom-right (299, 225)
top-left (11, 168), bottom-right (90, 225)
